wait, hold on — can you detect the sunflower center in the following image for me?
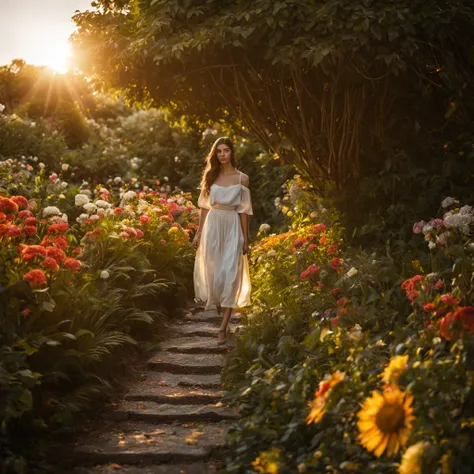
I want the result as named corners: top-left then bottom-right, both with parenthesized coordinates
top-left (376, 403), bottom-right (405, 433)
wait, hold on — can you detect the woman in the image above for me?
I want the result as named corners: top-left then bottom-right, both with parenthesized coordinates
top-left (192, 137), bottom-right (253, 345)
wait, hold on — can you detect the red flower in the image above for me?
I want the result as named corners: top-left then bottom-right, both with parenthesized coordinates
top-left (45, 246), bottom-right (66, 262)
top-left (0, 197), bottom-right (19, 213)
top-left (330, 288), bottom-right (342, 296)
top-left (0, 197), bottom-right (18, 213)
top-left (423, 303), bottom-right (436, 312)
top-left (0, 224), bottom-right (7, 236)
top-left (337, 297), bottom-right (349, 307)
top-left (114, 207), bottom-right (123, 214)
top-left (140, 214), bottom-right (150, 223)
top-left (300, 264), bottom-right (321, 281)
top-left (308, 244), bottom-right (318, 252)
top-left (5, 213), bottom-right (15, 222)
top-left (25, 217), bottom-right (37, 225)
top-left (18, 210), bottom-right (33, 219)
top-left (160, 239), bottom-right (167, 245)
top-left (327, 243), bottom-right (338, 255)
top-left (434, 280), bottom-right (443, 290)
top-left (330, 257), bottom-right (342, 270)
top-left (23, 269), bottom-right (47, 287)
top-left (440, 293), bottom-right (460, 307)
top-left (23, 225), bottom-right (37, 236)
top-left (53, 236), bottom-right (68, 249)
top-left (339, 308), bottom-right (348, 315)
top-left (135, 229), bottom-right (144, 239)
top-left (23, 308), bottom-right (32, 316)
top-left (42, 257), bottom-right (59, 271)
top-left (10, 196), bottom-right (28, 209)
top-left (74, 247), bottom-right (81, 255)
top-left (319, 236), bottom-right (328, 245)
top-left (47, 223), bottom-right (69, 234)
top-left (0, 212), bottom-right (6, 222)
top-left (401, 275), bottom-right (424, 302)
top-left (5, 225), bottom-right (21, 237)
top-left (313, 224), bottom-right (327, 233)
top-left (21, 245), bottom-right (47, 261)
top-left (331, 317), bottom-right (339, 325)
top-left (64, 257), bottom-right (81, 272)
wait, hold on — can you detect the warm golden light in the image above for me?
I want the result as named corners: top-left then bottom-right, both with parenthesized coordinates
top-left (41, 42), bottom-right (72, 74)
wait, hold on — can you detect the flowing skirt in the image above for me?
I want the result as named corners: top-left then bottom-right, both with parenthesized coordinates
top-left (194, 209), bottom-right (251, 309)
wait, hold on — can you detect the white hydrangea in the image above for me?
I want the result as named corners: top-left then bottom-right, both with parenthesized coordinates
top-left (89, 214), bottom-right (100, 221)
top-left (100, 270), bottom-right (110, 280)
top-left (76, 213), bottom-right (88, 224)
top-left (83, 202), bottom-right (98, 214)
top-left (95, 199), bottom-right (110, 209)
top-left (441, 197), bottom-right (457, 208)
top-left (177, 197), bottom-right (186, 205)
top-left (121, 190), bottom-right (136, 202)
top-left (105, 208), bottom-right (115, 216)
top-left (443, 211), bottom-right (473, 234)
top-left (258, 223), bottom-right (271, 233)
top-left (43, 206), bottom-right (61, 217)
top-left (61, 213), bottom-right (68, 223)
top-left (60, 181), bottom-right (68, 189)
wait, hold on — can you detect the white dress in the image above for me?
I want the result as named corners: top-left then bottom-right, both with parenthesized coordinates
top-left (194, 174), bottom-right (253, 309)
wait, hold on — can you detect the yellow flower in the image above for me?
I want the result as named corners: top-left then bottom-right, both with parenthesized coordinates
top-left (168, 227), bottom-right (179, 235)
top-left (306, 371), bottom-right (345, 424)
top-left (381, 355), bottom-right (409, 385)
top-left (357, 386), bottom-right (415, 457)
top-left (398, 441), bottom-right (429, 474)
top-left (251, 448), bottom-right (281, 473)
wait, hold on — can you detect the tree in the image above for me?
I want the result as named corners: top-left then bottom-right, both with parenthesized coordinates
top-left (72, 0), bottom-right (474, 188)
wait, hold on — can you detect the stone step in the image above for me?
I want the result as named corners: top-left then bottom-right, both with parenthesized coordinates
top-left (125, 385), bottom-right (225, 405)
top-left (168, 322), bottom-right (221, 338)
top-left (73, 462), bottom-right (221, 473)
top-left (115, 401), bottom-right (239, 423)
top-left (159, 337), bottom-right (228, 354)
top-left (184, 309), bottom-right (241, 324)
top-left (71, 422), bottom-right (229, 467)
top-left (147, 352), bottom-right (225, 375)
top-left (143, 372), bottom-right (222, 389)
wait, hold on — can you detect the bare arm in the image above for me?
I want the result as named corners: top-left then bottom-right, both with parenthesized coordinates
top-left (239, 174), bottom-right (251, 255)
top-left (192, 207), bottom-right (209, 249)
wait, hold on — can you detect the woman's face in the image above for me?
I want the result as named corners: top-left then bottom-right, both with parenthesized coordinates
top-left (216, 144), bottom-right (232, 165)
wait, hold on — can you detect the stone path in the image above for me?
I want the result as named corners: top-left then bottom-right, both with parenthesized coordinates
top-left (67, 308), bottom-right (241, 474)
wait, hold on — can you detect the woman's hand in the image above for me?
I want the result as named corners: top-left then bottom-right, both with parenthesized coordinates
top-left (242, 242), bottom-right (249, 255)
top-left (192, 232), bottom-right (201, 249)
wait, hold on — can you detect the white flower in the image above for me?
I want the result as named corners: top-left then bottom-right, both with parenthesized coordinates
top-left (105, 208), bottom-right (115, 216)
top-left (76, 213), bottom-right (88, 224)
top-left (95, 199), bottom-right (109, 209)
top-left (258, 223), bottom-right (271, 233)
top-left (100, 270), bottom-right (110, 280)
top-left (75, 194), bottom-right (90, 207)
top-left (121, 190), bottom-right (136, 202)
top-left (43, 206), bottom-right (61, 217)
top-left (61, 163), bottom-right (69, 171)
top-left (267, 250), bottom-right (277, 257)
top-left (428, 241), bottom-right (436, 249)
top-left (177, 197), bottom-right (186, 205)
top-left (89, 214), bottom-right (100, 221)
top-left (164, 176), bottom-right (169, 182)
top-left (441, 197), bottom-right (457, 208)
top-left (0, 104), bottom-right (5, 113)
top-left (83, 202), bottom-right (98, 214)
top-left (61, 213), bottom-right (68, 223)
top-left (60, 181), bottom-right (68, 189)
top-left (39, 162), bottom-right (45, 169)
top-left (443, 211), bottom-right (473, 234)
top-left (460, 205), bottom-right (473, 215)
top-left (346, 267), bottom-right (358, 278)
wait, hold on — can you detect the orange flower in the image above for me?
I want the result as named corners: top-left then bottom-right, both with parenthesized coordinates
top-left (23, 269), bottom-right (47, 287)
top-left (306, 371), bottom-right (345, 424)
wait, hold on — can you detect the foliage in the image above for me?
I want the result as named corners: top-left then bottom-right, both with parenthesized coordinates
top-left (222, 178), bottom-right (474, 473)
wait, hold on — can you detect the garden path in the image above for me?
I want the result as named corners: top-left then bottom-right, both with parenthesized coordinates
top-left (67, 307), bottom-right (241, 474)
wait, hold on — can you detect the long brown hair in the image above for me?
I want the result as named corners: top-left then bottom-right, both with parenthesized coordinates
top-left (200, 137), bottom-right (236, 196)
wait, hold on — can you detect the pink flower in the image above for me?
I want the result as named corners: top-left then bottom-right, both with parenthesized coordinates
top-left (49, 173), bottom-right (58, 182)
top-left (412, 221), bottom-right (426, 234)
top-left (434, 280), bottom-right (443, 290)
top-left (440, 293), bottom-right (460, 307)
top-left (159, 239), bottom-right (167, 245)
top-left (140, 214), bottom-right (150, 224)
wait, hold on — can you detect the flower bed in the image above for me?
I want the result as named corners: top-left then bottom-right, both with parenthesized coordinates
top-left (0, 156), bottom-right (198, 468)
top-left (223, 178), bottom-right (474, 473)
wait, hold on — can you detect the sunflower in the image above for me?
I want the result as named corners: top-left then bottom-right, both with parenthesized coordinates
top-left (357, 386), bottom-right (415, 457)
top-left (398, 441), bottom-right (429, 474)
top-left (381, 355), bottom-right (409, 385)
top-left (306, 371), bottom-right (345, 424)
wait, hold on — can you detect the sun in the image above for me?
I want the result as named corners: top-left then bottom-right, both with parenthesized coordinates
top-left (41, 42), bottom-right (72, 74)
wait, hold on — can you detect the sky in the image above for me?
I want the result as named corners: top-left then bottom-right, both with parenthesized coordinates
top-left (0, 0), bottom-right (94, 72)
